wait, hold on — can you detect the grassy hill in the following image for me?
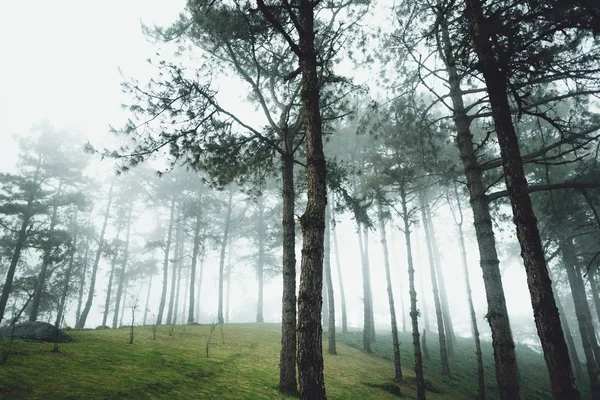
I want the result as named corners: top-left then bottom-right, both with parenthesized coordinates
top-left (340, 329), bottom-right (591, 400)
top-left (0, 323), bottom-right (586, 399)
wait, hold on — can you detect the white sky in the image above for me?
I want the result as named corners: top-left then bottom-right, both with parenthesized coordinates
top-left (0, 0), bottom-right (538, 342)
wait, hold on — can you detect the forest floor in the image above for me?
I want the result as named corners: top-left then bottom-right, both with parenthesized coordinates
top-left (0, 323), bottom-right (585, 399)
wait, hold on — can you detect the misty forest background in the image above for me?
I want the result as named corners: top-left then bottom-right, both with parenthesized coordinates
top-left (1, 0), bottom-right (600, 399)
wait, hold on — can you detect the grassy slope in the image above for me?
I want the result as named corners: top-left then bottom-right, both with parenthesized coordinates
top-left (340, 329), bottom-right (591, 400)
top-left (0, 323), bottom-right (586, 399)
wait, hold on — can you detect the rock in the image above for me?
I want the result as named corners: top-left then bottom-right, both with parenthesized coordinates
top-left (0, 321), bottom-right (72, 343)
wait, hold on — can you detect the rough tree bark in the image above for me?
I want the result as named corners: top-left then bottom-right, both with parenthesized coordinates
top-left (279, 151), bottom-right (297, 393)
top-left (295, 1), bottom-right (328, 397)
top-left (439, 18), bottom-right (519, 398)
top-left (76, 181), bottom-right (114, 329)
top-left (156, 196), bottom-right (176, 325)
top-left (377, 199), bottom-right (403, 381)
top-left (465, 1), bottom-right (580, 397)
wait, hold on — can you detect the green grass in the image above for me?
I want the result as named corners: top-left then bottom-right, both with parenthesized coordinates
top-left (339, 328), bottom-right (591, 400)
top-left (0, 323), bottom-right (586, 399)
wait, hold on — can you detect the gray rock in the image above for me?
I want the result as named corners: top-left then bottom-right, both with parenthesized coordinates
top-left (0, 321), bottom-right (72, 343)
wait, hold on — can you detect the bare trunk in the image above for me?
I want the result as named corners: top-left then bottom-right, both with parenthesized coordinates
top-left (76, 181), bottom-right (114, 329)
top-left (414, 234), bottom-right (431, 332)
top-left (195, 238), bottom-right (206, 323)
top-left (143, 274), bottom-right (152, 326)
top-left (550, 269), bottom-right (585, 384)
top-left (188, 214), bottom-right (201, 324)
top-left (257, 196), bottom-right (265, 323)
top-left (465, 1), bottom-right (579, 396)
top-left (156, 196), bottom-right (176, 325)
top-left (30, 194), bottom-right (61, 322)
top-left (56, 215), bottom-right (78, 327)
top-left (167, 207), bottom-right (182, 325)
top-left (561, 236), bottom-right (600, 399)
top-left (75, 238), bottom-right (90, 325)
top-left (419, 193), bottom-right (450, 375)
top-left (400, 188), bottom-right (426, 400)
top-left (589, 271), bottom-right (600, 329)
top-left (113, 203), bottom-right (133, 328)
top-left (377, 200), bottom-right (402, 381)
top-left (331, 192), bottom-right (347, 334)
top-left (357, 221), bottom-right (372, 353)
top-left (439, 18), bottom-right (519, 398)
top-left (279, 151), bottom-right (297, 393)
top-left (225, 238), bottom-right (232, 323)
top-left (218, 190), bottom-right (233, 324)
top-left (324, 201), bottom-right (336, 354)
top-left (103, 226), bottom-right (121, 327)
top-left (425, 203), bottom-right (456, 354)
top-left (454, 190), bottom-right (485, 399)
top-left (296, 3), bottom-right (327, 396)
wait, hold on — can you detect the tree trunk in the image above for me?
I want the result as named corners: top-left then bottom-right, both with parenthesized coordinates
top-left (414, 234), bottom-right (431, 333)
top-left (30, 192), bottom-right (61, 322)
top-left (76, 181), bottom-right (114, 329)
top-left (218, 190), bottom-right (233, 324)
top-left (454, 199), bottom-right (486, 399)
top-left (195, 237), bottom-right (206, 323)
top-left (103, 227), bottom-right (121, 327)
top-left (119, 285), bottom-right (127, 327)
top-left (156, 196), bottom-right (176, 325)
top-left (330, 192), bottom-right (348, 334)
top-left (550, 269), bottom-right (585, 385)
top-left (143, 274), bottom-right (152, 326)
top-left (357, 220), bottom-right (373, 353)
top-left (256, 195), bottom-right (265, 323)
top-left (425, 203), bottom-right (456, 353)
top-left (363, 226), bottom-right (376, 341)
top-left (377, 199), bottom-right (402, 381)
top-left (56, 214), bottom-right (78, 328)
top-left (75, 238), bottom-right (90, 326)
top-left (324, 200), bottom-right (336, 355)
top-left (465, 1), bottom-right (580, 397)
top-left (588, 270), bottom-right (600, 329)
top-left (279, 151), bottom-right (297, 393)
top-left (560, 236), bottom-right (600, 398)
top-left (225, 238), bottom-right (232, 323)
top-left (452, 186), bottom-right (485, 399)
top-left (439, 18), bottom-right (519, 399)
top-left (182, 267), bottom-right (189, 324)
top-left (113, 203), bottom-right (133, 329)
top-left (295, 3), bottom-right (327, 396)
top-left (400, 187), bottom-right (426, 400)
top-left (188, 214), bottom-right (201, 324)
top-left (167, 207), bottom-right (182, 325)
top-left (419, 193), bottom-right (450, 375)
top-left (173, 234), bottom-right (183, 324)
